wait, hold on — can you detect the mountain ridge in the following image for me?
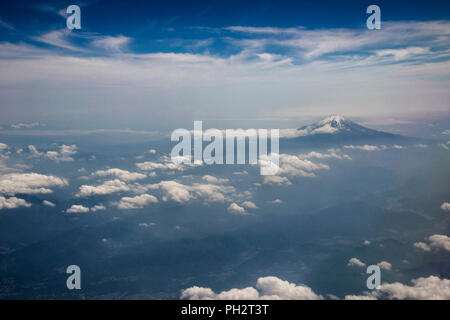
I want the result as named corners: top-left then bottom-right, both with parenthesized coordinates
top-left (282, 114), bottom-right (411, 148)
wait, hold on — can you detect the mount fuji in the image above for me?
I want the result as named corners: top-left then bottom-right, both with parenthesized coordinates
top-left (281, 115), bottom-right (409, 147)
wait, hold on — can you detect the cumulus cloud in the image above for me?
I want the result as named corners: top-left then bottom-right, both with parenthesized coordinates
top-left (136, 155), bottom-right (201, 172)
top-left (202, 175), bottom-right (229, 184)
top-left (377, 261), bottom-right (392, 271)
top-left (28, 145), bottom-right (43, 157)
top-left (0, 143), bottom-right (10, 160)
top-left (116, 194), bottom-right (158, 209)
top-left (374, 276), bottom-right (450, 300)
top-left (66, 204), bottom-right (89, 213)
top-left (227, 202), bottom-right (246, 215)
top-left (347, 258), bottom-right (366, 267)
top-left (76, 179), bottom-right (131, 197)
top-left (0, 143), bottom-right (8, 152)
top-left (0, 173), bottom-right (68, 195)
top-left (428, 235), bottom-right (450, 251)
top-left (346, 276), bottom-right (450, 300)
top-left (147, 180), bottom-right (192, 203)
top-left (263, 175), bottom-right (291, 185)
top-left (92, 168), bottom-right (146, 181)
top-left (414, 234), bottom-right (450, 252)
top-left (414, 242), bottom-right (431, 252)
top-left (181, 276), bottom-right (323, 300)
top-left (146, 180), bottom-right (235, 204)
top-left (148, 149), bottom-right (157, 154)
top-left (91, 204), bottom-right (106, 212)
top-left (440, 202), bottom-right (450, 211)
top-left (45, 144), bottom-right (77, 162)
top-left (0, 196), bottom-right (31, 210)
top-left (241, 201), bottom-right (257, 209)
top-left (261, 154), bottom-right (329, 180)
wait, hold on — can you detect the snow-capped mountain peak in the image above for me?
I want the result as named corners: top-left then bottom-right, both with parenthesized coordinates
top-left (318, 114), bottom-right (347, 128)
top-left (280, 114), bottom-right (396, 140)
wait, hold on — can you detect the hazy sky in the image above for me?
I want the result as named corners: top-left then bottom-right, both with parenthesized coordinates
top-left (0, 0), bottom-right (449, 131)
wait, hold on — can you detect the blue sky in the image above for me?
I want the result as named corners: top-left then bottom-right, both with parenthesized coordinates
top-left (0, 0), bottom-right (449, 131)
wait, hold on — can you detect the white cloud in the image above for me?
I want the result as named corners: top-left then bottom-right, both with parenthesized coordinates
top-left (414, 242), bottom-right (431, 252)
top-left (226, 21), bottom-right (450, 60)
top-left (139, 222), bottom-right (156, 228)
top-left (92, 168), bottom-right (146, 181)
top-left (66, 204), bottom-right (89, 213)
top-left (241, 201), bottom-right (257, 209)
top-left (28, 145), bottom-right (43, 157)
top-left (263, 175), bottom-right (291, 185)
top-left (428, 235), bottom-right (450, 251)
top-left (347, 276), bottom-right (450, 300)
top-left (347, 257), bottom-right (366, 268)
top-left (116, 194), bottom-right (158, 209)
top-left (271, 199), bottom-right (283, 204)
top-left (91, 204), bottom-right (106, 212)
top-left (442, 130), bottom-right (450, 135)
top-left (146, 180), bottom-right (235, 204)
top-left (45, 144), bottom-right (77, 162)
top-left (91, 35), bottom-right (131, 52)
top-left (0, 143), bottom-right (10, 159)
top-left (136, 156), bottom-right (200, 172)
top-left (181, 276), bottom-right (323, 300)
top-left (0, 196), bottom-right (31, 210)
top-left (1, 20), bottom-right (449, 129)
top-left (76, 179), bottom-right (133, 197)
top-left (377, 261), bottom-right (392, 271)
top-left (344, 145), bottom-right (380, 151)
top-left (414, 234), bottom-right (450, 252)
top-left (440, 202), bottom-right (450, 211)
top-left (227, 202), bottom-right (246, 215)
top-left (33, 29), bottom-right (87, 52)
top-left (0, 173), bottom-right (68, 195)
top-left (11, 122), bottom-right (42, 129)
top-left (147, 180), bottom-right (191, 203)
top-left (42, 200), bottom-right (55, 207)
top-left (374, 276), bottom-right (450, 300)
top-left (202, 175), bottom-right (229, 184)
top-left (298, 151), bottom-right (351, 160)
top-left (272, 154), bottom-right (329, 178)
top-left (148, 149), bottom-right (157, 154)
top-left (376, 46), bottom-right (430, 61)
top-left (345, 294), bottom-right (377, 300)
